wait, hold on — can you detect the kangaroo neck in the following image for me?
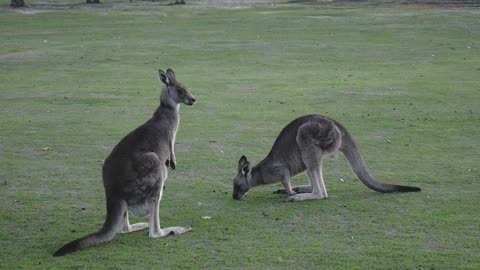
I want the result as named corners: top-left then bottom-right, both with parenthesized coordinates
top-left (249, 166), bottom-right (265, 187)
top-left (152, 98), bottom-right (179, 124)
top-left (249, 158), bottom-right (275, 187)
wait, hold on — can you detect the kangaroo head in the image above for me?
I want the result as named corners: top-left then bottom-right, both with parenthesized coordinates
top-left (158, 68), bottom-right (196, 106)
top-left (232, 155), bottom-right (251, 200)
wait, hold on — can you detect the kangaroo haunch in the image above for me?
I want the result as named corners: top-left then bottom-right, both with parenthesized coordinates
top-left (232, 114), bottom-right (421, 202)
top-left (53, 69), bottom-right (196, 256)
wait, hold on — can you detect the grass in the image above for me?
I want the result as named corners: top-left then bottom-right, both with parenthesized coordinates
top-left (1, 2), bottom-right (479, 269)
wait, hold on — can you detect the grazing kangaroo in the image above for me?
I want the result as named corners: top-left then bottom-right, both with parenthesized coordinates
top-left (53, 69), bottom-right (196, 256)
top-left (232, 114), bottom-right (421, 201)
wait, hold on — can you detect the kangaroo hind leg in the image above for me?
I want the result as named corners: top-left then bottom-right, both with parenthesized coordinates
top-left (148, 163), bottom-right (192, 238)
top-left (117, 152), bottom-right (163, 234)
top-left (284, 163), bottom-right (327, 202)
top-left (118, 210), bottom-right (148, 234)
top-left (285, 122), bottom-right (331, 202)
top-left (148, 192), bottom-right (192, 237)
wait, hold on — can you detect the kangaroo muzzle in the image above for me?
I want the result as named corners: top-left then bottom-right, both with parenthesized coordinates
top-left (232, 183), bottom-right (248, 200)
top-left (186, 95), bottom-right (196, 106)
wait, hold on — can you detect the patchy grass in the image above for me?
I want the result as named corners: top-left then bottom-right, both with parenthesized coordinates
top-left (0, 3), bottom-right (479, 270)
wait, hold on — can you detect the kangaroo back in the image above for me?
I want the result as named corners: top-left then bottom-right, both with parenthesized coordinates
top-left (339, 127), bottom-right (421, 193)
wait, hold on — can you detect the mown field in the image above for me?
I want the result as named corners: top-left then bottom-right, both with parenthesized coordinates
top-left (0, 1), bottom-right (479, 269)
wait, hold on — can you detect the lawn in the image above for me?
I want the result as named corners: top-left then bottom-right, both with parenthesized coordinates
top-left (0, 1), bottom-right (479, 269)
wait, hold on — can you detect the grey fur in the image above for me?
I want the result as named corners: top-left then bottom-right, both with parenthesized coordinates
top-left (232, 114), bottom-right (421, 201)
top-left (54, 68), bottom-right (196, 256)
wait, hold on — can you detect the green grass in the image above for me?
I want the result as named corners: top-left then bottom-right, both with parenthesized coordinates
top-left (1, 3), bottom-right (479, 269)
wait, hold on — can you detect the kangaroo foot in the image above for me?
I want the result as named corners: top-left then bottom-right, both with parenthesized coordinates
top-left (149, 226), bottom-right (192, 238)
top-left (283, 193), bottom-right (326, 202)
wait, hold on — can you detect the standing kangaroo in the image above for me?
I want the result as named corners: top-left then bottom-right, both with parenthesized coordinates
top-left (53, 69), bottom-right (196, 256)
top-left (232, 114), bottom-right (420, 201)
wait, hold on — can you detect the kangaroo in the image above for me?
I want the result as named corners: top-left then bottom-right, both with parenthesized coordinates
top-left (53, 68), bottom-right (196, 256)
top-left (232, 114), bottom-right (420, 201)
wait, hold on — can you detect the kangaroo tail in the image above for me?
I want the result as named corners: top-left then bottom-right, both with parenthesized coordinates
top-left (53, 200), bottom-right (124, 257)
top-left (339, 127), bottom-right (421, 193)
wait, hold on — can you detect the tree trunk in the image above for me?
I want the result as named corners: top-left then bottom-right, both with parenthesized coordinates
top-left (86, 0), bottom-right (100, 3)
top-left (10, 0), bottom-right (25, 8)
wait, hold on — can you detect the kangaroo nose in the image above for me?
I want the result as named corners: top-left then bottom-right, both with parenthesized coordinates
top-left (191, 97), bottom-right (196, 103)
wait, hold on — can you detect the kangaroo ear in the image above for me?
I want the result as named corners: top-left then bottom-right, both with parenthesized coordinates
top-left (158, 69), bottom-right (168, 85)
top-left (166, 68), bottom-right (176, 83)
top-left (241, 163), bottom-right (250, 176)
top-left (238, 155), bottom-right (248, 167)
top-left (238, 155), bottom-right (250, 175)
